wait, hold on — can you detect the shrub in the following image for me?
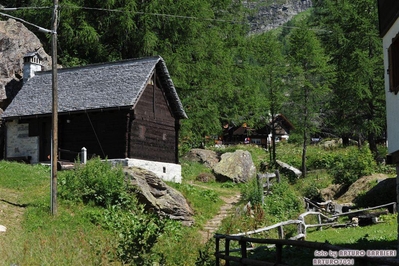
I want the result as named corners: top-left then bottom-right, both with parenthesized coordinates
top-left (263, 181), bottom-right (302, 222)
top-left (241, 177), bottom-right (263, 205)
top-left (102, 205), bottom-right (166, 265)
top-left (328, 146), bottom-right (376, 186)
top-left (59, 157), bottom-right (131, 208)
top-left (59, 158), bottom-right (167, 265)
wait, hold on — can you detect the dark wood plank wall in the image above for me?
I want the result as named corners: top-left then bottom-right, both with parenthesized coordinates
top-left (378, 0), bottom-right (399, 37)
top-left (130, 81), bottom-right (177, 163)
top-left (58, 110), bottom-right (129, 161)
top-left (24, 75), bottom-right (179, 164)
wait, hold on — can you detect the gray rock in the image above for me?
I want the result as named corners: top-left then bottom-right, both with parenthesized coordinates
top-left (276, 160), bottom-right (302, 178)
top-left (0, 19), bottom-right (52, 111)
top-left (213, 150), bottom-right (256, 183)
top-left (245, 0), bottom-right (313, 35)
top-left (183, 148), bottom-right (219, 168)
top-left (124, 167), bottom-right (194, 226)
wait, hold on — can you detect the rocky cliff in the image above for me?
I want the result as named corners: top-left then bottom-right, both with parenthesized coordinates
top-left (0, 19), bottom-right (52, 113)
top-left (246, 0), bottom-right (313, 34)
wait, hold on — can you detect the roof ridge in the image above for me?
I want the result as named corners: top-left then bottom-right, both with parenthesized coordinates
top-left (35, 55), bottom-right (162, 75)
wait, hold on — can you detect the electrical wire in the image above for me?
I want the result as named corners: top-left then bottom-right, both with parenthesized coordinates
top-left (1, 3), bottom-right (328, 32)
top-left (0, 11), bottom-right (54, 33)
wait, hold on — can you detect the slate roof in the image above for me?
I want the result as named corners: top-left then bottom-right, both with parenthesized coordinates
top-left (2, 55), bottom-right (187, 119)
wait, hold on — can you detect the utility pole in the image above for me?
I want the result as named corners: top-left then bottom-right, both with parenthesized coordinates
top-left (51, 0), bottom-right (58, 216)
top-left (0, 4), bottom-right (58, 215)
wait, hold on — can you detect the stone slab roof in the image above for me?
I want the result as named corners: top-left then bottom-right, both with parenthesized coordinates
top-left (2, 55), bottom-right (187, 119)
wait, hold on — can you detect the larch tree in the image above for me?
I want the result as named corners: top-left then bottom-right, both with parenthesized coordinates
top-left (311, 0), bottom-right (385, 158)
top-left (286, 19), bottom-right (333, 178)
top-left (249, 32), bottom-right (288, 166)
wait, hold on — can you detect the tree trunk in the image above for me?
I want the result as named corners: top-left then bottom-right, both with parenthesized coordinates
top-left (302, 131), bottom-right (307, 178)
top-left (342, 136), bottom-right (350, 146)
top-left (368, 132), bottom-right (378, 159)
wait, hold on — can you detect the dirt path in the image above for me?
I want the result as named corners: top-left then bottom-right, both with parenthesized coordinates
top-left (199, 192), bottom-right (241, 244)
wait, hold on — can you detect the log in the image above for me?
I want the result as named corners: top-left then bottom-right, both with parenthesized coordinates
top-left (276, 160), bottom-right (302, 178)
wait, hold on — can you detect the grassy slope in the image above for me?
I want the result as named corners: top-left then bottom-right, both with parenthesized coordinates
top-left (0, 143), bottom-right (397, 265)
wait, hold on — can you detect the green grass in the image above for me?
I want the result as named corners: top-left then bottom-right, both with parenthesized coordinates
top-left (0, 143), bottom-right (397, 265)
top-left (0, 159), bottom-right (238, 265)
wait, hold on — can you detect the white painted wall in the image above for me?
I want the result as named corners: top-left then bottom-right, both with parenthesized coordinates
top-left (6, 120), bottom-right (39, 163)
top-left (383, 17), bottom-right (399, 154)
top-left (110, 158), bottom-right (182, 183)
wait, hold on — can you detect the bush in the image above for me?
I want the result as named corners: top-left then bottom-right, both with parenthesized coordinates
top-left (59, 157), bottom-right (131, 208)
top-left (328, 146), bottom-right (376, 186)
top-left (241, 177), bottom-right (263, 205)
top-left (102, 205), bottom-right (166, 265)
top-left (59, 158), bottom-right (167, 265)
top-left (263, 181), bottom-right (302, 222)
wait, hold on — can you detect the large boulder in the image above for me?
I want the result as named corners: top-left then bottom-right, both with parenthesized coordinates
top-left (213, 150), bottom-right (256, 183)
top-left (183, 148), bottom-right (219, 168)
top-left (0, 19), bottom-right (52, 111)
top-left (124, 167), bottom-right (194, 226)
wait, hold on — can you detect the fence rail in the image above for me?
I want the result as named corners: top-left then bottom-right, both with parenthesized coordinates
top-left (214, 234), bottom-right (399, 266)
top-left (215, 202), bottom-right (397, 265)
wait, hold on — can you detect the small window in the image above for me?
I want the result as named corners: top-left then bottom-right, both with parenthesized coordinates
top-left (388, 33), bottom-right (399, 94)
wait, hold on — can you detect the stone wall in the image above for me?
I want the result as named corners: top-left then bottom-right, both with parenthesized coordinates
top-left (5, 120), bottom-right (39, 163)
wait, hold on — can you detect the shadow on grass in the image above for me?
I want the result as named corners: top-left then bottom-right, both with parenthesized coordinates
top-left (0, 198), bottom-right (29, 208)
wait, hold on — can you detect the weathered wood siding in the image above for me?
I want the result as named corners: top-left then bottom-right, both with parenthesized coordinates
top-left (58, 110), bottom-right (129, 161)
top-left (129, 81), bottom-right (177, 163)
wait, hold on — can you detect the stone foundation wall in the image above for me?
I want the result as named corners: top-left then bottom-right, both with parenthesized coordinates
top-left (6, 120), bottom-right (39, 163)
top-left (110, 158), bottom-right (182, 183)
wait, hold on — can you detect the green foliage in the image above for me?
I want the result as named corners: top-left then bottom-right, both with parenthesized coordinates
top-left (263, 181), bottom-right (302, 222)
top-left (101, 205), bottom-right (166, 265)
top-left (59, 158), bottom-right (130, 208)
top-left (241, 177), bottom-right (263, 205)
top-left (303, 184), bottom-right (321, 200)
top-left (58, 158), bottom-right (168, 264)
top-left (181, 160), bottom-right (214, 182)
top-left (311, 0), bottom-right (385, 153)
top-left (328, 146), bottom-right (376, 186)
top-left (195, 241), bottom-right (216, 266)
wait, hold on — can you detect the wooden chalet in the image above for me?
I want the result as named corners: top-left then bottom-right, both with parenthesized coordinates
top-left (2, 55), bottom-right (187, 170)
top-left (222, 114), bottom-right (294, 147)
top-left (378, 0), bottom-right (399, 163)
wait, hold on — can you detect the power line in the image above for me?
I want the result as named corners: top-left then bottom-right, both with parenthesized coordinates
top-left (0, 3), bottom-right (329, 32)
top-left (0, 11), bottom-right (54, 33)
top-left (0, 5), bottom-right (52, 11)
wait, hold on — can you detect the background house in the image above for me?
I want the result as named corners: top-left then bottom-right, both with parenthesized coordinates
top-left (378, 0), bottom-right (399, 163)
top-left (222, 114), bottom-right (294, 147)
top-left (2, 55), bottom-right (187, 182)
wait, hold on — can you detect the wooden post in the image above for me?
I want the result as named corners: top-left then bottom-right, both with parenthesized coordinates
top-left (240, 239), bottom-right (247, 263)
top-left (278, 226), bottom-right (284, 239)
top-left (225, 238), bottom-right (230, 266)
top-left (318, 214), bottom-right (322, 231)
top-left (215, 236), bottom-right (220, 266)
top-left (50, 0), bottom-right (58, 216)
top-left (257, 173), bottom-right (265, 204)
top-left (276, 244), bottom-right (282, 264)
top-left (275, 170), bottom-right (281, 183)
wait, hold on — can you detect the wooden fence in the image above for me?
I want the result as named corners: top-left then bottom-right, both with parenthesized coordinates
top-left (214, 234), bottom-right (399, 266)
top-left (215, 202), bottom-right (398, 265)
